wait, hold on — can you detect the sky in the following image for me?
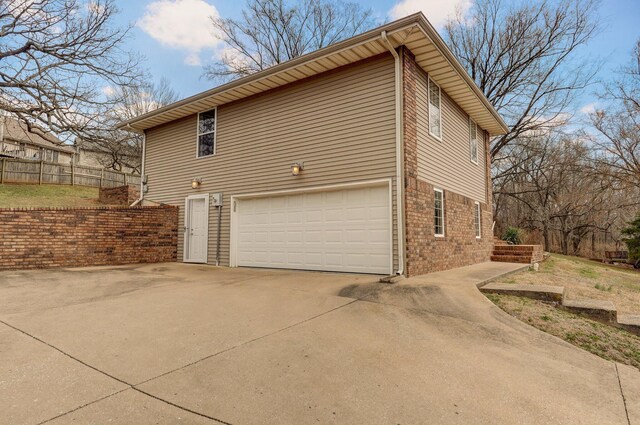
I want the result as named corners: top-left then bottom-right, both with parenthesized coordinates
top-left (113, 0), bottom-right (640, 115)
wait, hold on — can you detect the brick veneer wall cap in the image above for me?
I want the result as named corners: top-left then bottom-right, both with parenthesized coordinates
top-left (0, 205), bottom-right (174, 212)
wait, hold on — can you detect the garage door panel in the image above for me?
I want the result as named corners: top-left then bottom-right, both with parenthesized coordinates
top-left (235, 184), bottom-right (391, 274)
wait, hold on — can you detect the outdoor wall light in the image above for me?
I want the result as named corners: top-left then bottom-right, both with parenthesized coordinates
top-left (191, 178), bottom-right (203, 189)
top-left (291, 162), bottom-right (304, 176)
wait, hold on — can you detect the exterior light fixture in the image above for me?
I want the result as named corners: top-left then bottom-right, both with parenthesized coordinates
top-left (191, 178), bottom-right (202, 189)
top-left (291, 162), bottom-right (304, 176)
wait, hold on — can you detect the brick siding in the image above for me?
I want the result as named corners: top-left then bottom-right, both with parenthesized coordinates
top-left (402, 47), bottom-right (494, 276)
top-left (0, 206), bottom-right (178, 271)
top-left (99, 185), bottom-right (141, 206)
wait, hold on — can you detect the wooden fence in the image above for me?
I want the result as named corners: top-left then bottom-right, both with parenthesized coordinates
top-left (0, 158), bottom-right (140, 188)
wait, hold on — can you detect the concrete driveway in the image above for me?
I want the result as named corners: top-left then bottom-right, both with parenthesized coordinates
top-left (1, 263), bottom-right (638, 425)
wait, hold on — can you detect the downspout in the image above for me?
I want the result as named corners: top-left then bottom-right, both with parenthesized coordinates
top-left (381, 31), bottom-right (405, 276)
top-left (129, 125), bottom-right (145, 207)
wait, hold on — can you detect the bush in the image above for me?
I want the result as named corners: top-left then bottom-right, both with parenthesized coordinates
top-left (502, 227), bottom-right (523, 245)
top-left (622, 214), bottom-right (640, 262)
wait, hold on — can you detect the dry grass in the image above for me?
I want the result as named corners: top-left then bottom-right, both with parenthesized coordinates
top-left (494, 254), bottom-right (640, 314)
top-left (487, 294), bottom-right (640, 370)
top-left (0, 184), bottom-right (103, 208)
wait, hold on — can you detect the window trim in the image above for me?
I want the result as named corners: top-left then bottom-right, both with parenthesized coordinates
top-left (474, 201), bottom-right (482, 239)
top-left (434, 188), bottom-right (445, 237)
top-left (469, 117), bottom-right (479, 165)
top-left (427, 76), bottom-right (443, 141)
top-left (196, 107), bottom-right (217, 159)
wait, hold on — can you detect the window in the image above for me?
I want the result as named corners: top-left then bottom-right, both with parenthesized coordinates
top-left (197, 109), bottom-right (216, 157)
top-left (434, 188), bottom-right (444, 236)
top-left (428, 78), bottom-right (442, 139)
top-left (474, 202), bottom-right (482, 238)
top-left (469, 118), bottom-right (478, 164)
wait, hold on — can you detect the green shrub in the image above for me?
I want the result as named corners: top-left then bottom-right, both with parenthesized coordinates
top-left (502, 226), bottom-right (523, 245)
top-left (622, 214), bottom-right (640, 262)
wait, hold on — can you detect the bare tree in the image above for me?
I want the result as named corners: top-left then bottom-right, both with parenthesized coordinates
top-left (589, 38), bottom-right (640, 186)
top-left (77, 78), bottom-right (179, 173)
top-left (205, 0), bottom-right (377, 81)
top-left (0, 0), bottom-right (140, 142)
top-left (444, 0), bottom-right (600, 158)
top-left (494, 127), bottom-right (639, 256)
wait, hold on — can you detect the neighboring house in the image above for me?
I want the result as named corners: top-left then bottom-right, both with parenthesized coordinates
top-left (73, 138), bottom-right (140, 174)
top-left (0, 116), bottom-right (75, 165)
top-left (120, 13), bottom-right (509, 277)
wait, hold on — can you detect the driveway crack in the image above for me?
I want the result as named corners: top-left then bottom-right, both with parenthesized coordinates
top-left (1, 299), bottom-right (358, 425)
top-left (0, 319), bottom-right (230, 425)
top-left (134, 299), bottom-right (359, 386)
top-left (615, 363), bottom-right (632, 425)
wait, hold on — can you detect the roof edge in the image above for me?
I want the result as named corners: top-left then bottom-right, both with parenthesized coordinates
top-left (119, 12), bottom-right (508, 135)
top-left (117, 13), bottom-right (424, 131)
top-left (414, 17), bottom-right (509, 134)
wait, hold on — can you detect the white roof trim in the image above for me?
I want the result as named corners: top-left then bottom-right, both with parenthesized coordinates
top-left (119, 13), bottom-right (508, 135)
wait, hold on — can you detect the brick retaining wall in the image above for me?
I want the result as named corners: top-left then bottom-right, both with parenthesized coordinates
top-left (99, 185), bottom-right (141, 206)
top-left (0, 206), bottom-right (178, 270)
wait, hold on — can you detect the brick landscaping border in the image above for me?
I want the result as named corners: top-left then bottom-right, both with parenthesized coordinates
top-left (0, 205), bottom-right (178, 270)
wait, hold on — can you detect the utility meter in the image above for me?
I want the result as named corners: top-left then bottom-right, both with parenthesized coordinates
top-left (211, 192), bottom-right (223, 206)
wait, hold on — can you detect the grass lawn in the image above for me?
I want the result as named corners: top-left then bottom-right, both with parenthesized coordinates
top-left (487, 253), bottom-right (640, 370)
top-left (487, 294), bottom-right (640, 370)
top-left (0, 184), bottom-right (103, 208)
top-left (494, 253), bottom-right (640, 314)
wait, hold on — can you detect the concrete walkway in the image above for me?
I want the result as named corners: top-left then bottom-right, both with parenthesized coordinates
top-left (0, 262), bottom-right (638, 424)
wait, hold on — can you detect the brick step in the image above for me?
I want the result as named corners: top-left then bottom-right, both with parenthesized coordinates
top-left (492, 245), bottom-right (536, 253)
top-left (491, 251), bottom-right (534, 257)
top-left (490, 255), bottom-right (533, 264)
top-left (492, 251), bottom-right (536, 258)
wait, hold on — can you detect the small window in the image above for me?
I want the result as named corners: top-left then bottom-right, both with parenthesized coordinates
top-left (469, 118), bottom-right (478, 164)
top-left (428, 78), bottom-right (442, 139)
top-left (474, 202), bottom-right (482, 238)
top-left (197, 109), bottom-right (216, 157)
top-left (434, 188), bottom-right (444, 237)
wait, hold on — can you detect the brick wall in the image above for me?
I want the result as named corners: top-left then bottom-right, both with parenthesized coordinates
top-left (402, 47), bottom-right (494, 276)
top-left (0, 206), bottom-right (178, 271)
top-left (99, 185), bottom-right (141, 206)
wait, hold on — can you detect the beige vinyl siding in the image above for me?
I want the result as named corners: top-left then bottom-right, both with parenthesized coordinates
top-left (144, 55), bottom-right (398, 269)
top-left (416, 68), bottom-right (487, 202)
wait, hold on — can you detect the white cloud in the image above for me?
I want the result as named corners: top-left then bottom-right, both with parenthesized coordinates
top-left (101, 86), bottom-right (116, 97)
top-left (138, 0), bottom-right (221, 66)
top-left (389, 0), bottom-right (471, 28)
top-left (580, 103), bottom-right (596, 115)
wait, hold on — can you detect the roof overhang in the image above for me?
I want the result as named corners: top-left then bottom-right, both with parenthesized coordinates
top-left (119, 13), bottom-right (508, 135)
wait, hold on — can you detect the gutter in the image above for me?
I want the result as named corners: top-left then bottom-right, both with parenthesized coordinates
top-left (381, 31), bottom-right (405, 276)
top-left (129, 126), bottom-right (146, 207)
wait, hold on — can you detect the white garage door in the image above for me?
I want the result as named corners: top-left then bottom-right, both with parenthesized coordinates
top-left (235, 184), bottom-right (392, 274)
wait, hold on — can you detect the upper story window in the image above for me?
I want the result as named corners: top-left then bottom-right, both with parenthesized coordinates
top-left (434, 188), bottom-right (445, 237)
top-left (197, 109), bottom-right (216, 158)
top-left (428, 78), bottom-right (442, 140)
top-left (474, 201), bottom-right (482, 238)
top-left (469, 118), bottom-right (478, 164)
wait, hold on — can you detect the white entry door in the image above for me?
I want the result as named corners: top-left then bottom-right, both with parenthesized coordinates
top-left (184, 194), bottom-right (209, 263)
top-left (233, 183), bottom-right (392, 274)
